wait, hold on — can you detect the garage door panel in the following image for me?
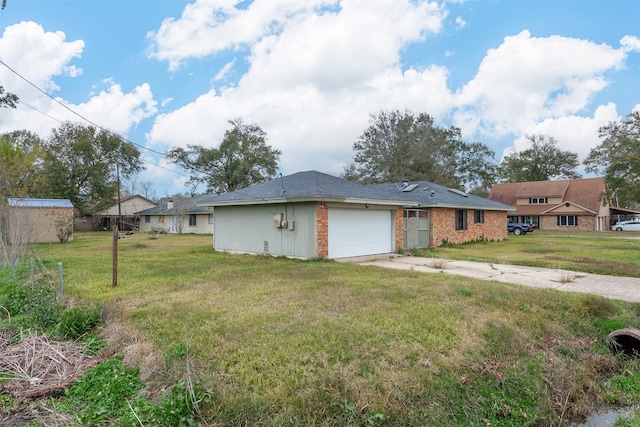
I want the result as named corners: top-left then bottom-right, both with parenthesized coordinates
top-left (328, 208), bottom-right (392, 258)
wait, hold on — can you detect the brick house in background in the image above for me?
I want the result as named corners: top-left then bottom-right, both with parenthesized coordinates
top-left (488, 177), bottom-right (639, 231)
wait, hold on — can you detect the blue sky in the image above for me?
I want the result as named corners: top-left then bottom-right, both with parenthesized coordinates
top-left (0, 0), bottom-right (638, 198)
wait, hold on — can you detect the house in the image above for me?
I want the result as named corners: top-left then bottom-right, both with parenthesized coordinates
top-left (3, 198), bottom-right (75, 244)
top-left (487, 177), bottom-right (639, 231)
top-left (136, 194), bottom-right (214, 235)
top-left (76, 195), bottom-right (157, 231)
top-left (369, 180), bottom-right (515, 247)
top-left (198, 171), bottom-right (514, 259)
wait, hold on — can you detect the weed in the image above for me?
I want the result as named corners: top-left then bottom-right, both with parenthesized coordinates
top-left (150, 380), bottom-right (211, 427)
top-left (167, 343), bottom-right (188, 365)
top-left (605, 368), bottom-right (640, 406)
top-left (582, 296), bottom-right (618, 317)
top-left (4, 281), bottom-right (61, 331)
top-left (331, 399), bottom-right (387, 426)
top-left (63, 356), bottom-right (145, 424)
top-left (559, 272), bottom-right (576, 283)
top-left (56, 304), bottom-right (101, 340)
top-left (428, 259), bottom-right (448, 269)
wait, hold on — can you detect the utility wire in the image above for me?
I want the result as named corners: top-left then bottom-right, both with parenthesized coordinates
top-left (0, 59), bottom-right (169, 157)
top-left (16, 99), bottom-right (189, 177)
top-left (0, 59), bottom-right (191, 179)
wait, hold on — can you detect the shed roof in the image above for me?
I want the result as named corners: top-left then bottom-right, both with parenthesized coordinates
top-left (7, 198), bottom-right (74, 208)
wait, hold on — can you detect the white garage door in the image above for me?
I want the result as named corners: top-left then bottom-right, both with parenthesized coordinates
top-left (328, 208), bottom-right (393, 258)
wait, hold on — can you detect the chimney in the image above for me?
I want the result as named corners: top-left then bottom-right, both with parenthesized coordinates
top-left (166, 199), bottom-right (174, 210)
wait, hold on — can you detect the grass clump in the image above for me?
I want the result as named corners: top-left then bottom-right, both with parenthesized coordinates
top-left (56, 304), bottom-right (102, 340)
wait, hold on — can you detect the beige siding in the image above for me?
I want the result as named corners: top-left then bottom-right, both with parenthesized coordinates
top-left (6, 206), bottom-right (74, 244)
top-left (102, 196), bottom-right (157, 216)
top-left (214, 203), bottom-right (317, 258)
top-left (138, 213), bottom-right (213, 234)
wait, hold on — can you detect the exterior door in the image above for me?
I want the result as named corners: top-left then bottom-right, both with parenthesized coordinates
top-left (404, 209), bottom-right (430, 248)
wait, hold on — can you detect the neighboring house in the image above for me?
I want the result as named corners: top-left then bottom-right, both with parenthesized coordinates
top-left (76, 195), bottom-right (157, 231)
top-left (488, 177), bottom-right (639, 231)
top-left (3, 198), bottom-right (74, 244)
top-left (136, 194), bottom-right (214, 235)
top-left (198, 170), bottom-right (514, 260)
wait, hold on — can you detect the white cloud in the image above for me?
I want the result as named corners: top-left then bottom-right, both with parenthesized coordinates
top-left (0, 21), bottom-right (84, 93)
top-left (146, 0), bottom-right (449, 177)
top-left (500, 103), bottom-right (620, 170)
top-left (0, 22), bottom-right (157, 139)
top-left (620, 35), bottom-right (640, 53)
top-left (454, 30), bottom-right (628, 137)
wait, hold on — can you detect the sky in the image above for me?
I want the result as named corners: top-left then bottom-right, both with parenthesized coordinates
top-left (0, 0), bottom-right (639, 199)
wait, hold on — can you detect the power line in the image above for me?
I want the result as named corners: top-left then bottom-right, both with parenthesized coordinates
top-left (0, 59), bottom-right (190, 179)
top-left (0, 59), bottom-right (168, 157)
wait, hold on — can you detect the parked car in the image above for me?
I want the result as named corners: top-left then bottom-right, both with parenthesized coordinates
top-left (611, 220), bottom-right (640, 231)
top-left (507, 221), bottom-right (534, 235)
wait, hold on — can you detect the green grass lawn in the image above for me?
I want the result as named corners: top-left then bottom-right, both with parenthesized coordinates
top-left (29, 231), bottom-right (640, 426)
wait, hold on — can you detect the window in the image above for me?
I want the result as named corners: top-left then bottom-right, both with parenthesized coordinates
top-left (524, 216), bottom-right (539, 228)
top-left (144, 215), bottom-right (150, 223)
top-left (474, 210), bottom-right (484, 224)
top-left (557, 215), bottom-right (578, 226)
top-left (208, 213), bottom-right (214, 224)
top-left (189, 214), bottom-right (197, 226)
top-left (529, 197), bottom-right (547, 204)
top-left (456, 209), bottom-right (468, 230)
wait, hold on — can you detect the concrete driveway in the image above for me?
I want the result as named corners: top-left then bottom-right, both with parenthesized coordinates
top-left (339, 255), bottom-right (640, 303)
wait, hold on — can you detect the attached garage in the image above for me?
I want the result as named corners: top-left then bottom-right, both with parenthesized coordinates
top-left (328, 208), bottom-right (393, 258)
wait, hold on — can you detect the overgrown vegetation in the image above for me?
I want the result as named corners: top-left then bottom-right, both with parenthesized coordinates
top-left (11, 231), bottom-right (635, 426)
top-left (0, 265), bottom-right (209, 426)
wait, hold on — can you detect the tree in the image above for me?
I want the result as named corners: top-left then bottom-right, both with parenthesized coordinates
top-left (39, 122), bottom-right (144, 215)
top-left (344, 110), bottom-right (496, 191)
top-left (0, 135), bottom-right (43, 198)
top-left (0, 85), bottom-right (18, 109)
top-left (167, 118), bottom-right (281, 193)
top-left (496, 134), bottom-right (580, 183)
top-left (584, 111), bottom-right (640, 208)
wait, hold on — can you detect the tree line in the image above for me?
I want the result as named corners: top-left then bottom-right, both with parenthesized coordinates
top-left (1, 85), bottom-right (639, 213)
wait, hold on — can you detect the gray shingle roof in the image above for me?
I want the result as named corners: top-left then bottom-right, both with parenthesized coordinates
top-left (198, 170), bottom-right (513, 211)
top-left (369, 181), bottom-right (515, 211)
top-left (136, 194), bottom-right (214, 215)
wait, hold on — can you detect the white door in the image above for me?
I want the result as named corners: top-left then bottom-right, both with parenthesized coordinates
top-left (328, 208), bottom-right (393, 258)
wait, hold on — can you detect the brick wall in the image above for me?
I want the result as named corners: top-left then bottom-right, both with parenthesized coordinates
top-left (430, 208), bottom-right (507, 247)
top-left (315, 201), bottom-right (328, 258)
top-left (394, 206), bottom-right (404, 250)
top-left (540, 215), bottom-right (596, 231)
